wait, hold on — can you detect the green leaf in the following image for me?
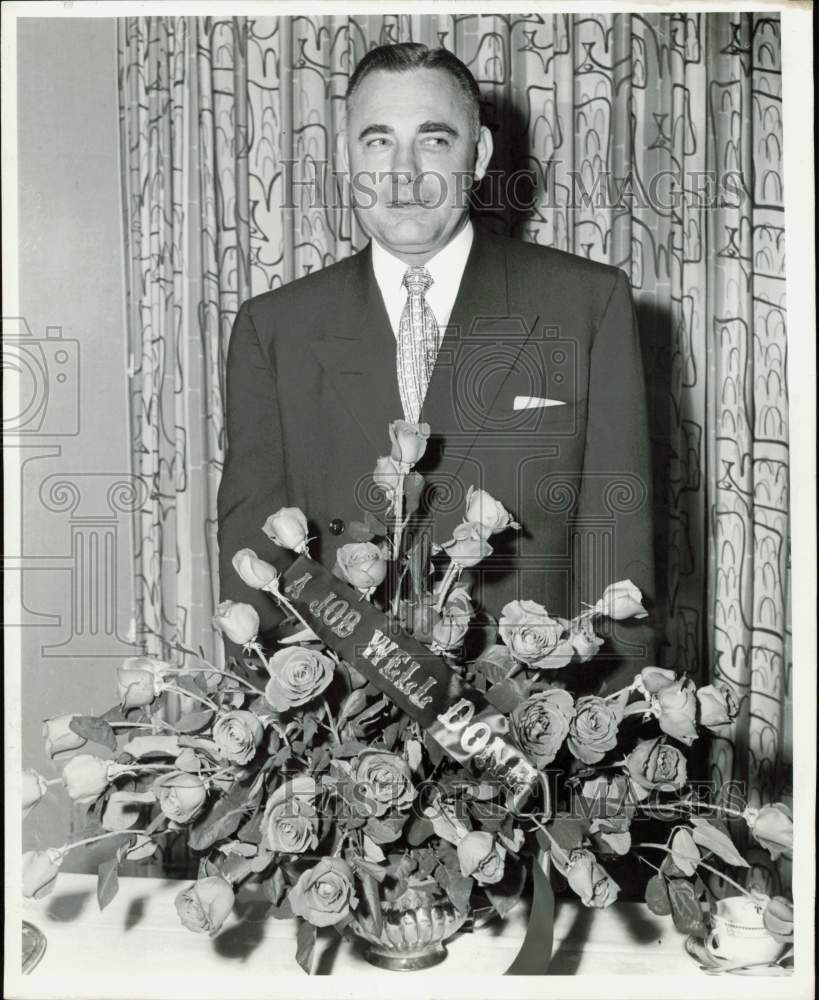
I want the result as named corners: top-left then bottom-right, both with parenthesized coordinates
top-left (173, 674), bottom-right (206, 699)
top-left (69, 715), bottom-right (117, 752)
top-left (188, 781), bottom-right (255, 851)
top-left (485, 677), bottom-right (525, 714)
top-left (670, 828), bottom-right (700, 876)
top-left (175, 709), bottom-right (215, 734)
top-left (262, 867), bottom-right (286, 906)
top-left (547, 817), bottom-right (587, 853)
top-left (667, 879), bottom-right (707, 936)
top-left (296, 919), bottom-right (317, 975)
top-left (382, 722), bottom-right (400, 751)
top-left (364, 813), bottom-right (407, 845)
top-left (100, 706), bottom-right (127, 725)
top-left (445, 872), bottom-right (474, 913)
top-left (403, 471), bottom-right (425, 517)
top-left (406, 815), bottom-right (435, 846)
top-left (644, 874), bottom-right (672, 916)
top-left (356, 868), bottom-right (384, 937)
top-left (347, 520), bottom-right (375, 542)
top-left (364, 511), bottom-right (387, 537)
top-left (485, 859), bottom-right (526, 918)
top-left (690, 817), bottom-right (749, 868)
top-left (97, 858), bottom-right (119, 910)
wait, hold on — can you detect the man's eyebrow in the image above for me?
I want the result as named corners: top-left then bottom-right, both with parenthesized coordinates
top-left (358, 124), bottom-right (394, 140)
top-left (417, 121), bottom-right (459, 136)
top-left (357, 121), bottom-right (460, 140)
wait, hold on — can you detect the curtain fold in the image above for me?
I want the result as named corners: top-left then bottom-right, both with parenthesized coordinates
top-left (118, 14), bottom-right (790, 824)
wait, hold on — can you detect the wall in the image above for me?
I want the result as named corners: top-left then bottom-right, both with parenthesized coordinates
top-left (15, 17), bottom-right (136, 863)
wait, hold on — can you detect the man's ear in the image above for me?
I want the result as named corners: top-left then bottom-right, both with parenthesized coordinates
top-left (473, 125), bottom-right (493, 183)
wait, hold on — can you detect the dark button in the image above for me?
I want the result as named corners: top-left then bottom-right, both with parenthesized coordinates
top-left (328, 518), bottom-right (345, 536)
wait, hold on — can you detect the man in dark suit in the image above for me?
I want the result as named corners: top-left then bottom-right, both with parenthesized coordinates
top-left (217, 43), bottom-right (655, 690)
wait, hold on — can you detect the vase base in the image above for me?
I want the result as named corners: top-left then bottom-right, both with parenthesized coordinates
top-left (364, 943), bottom-right (447, 971)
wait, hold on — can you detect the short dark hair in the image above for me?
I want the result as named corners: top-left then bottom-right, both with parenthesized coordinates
top-left (345, 42), bottom-right (481, 139)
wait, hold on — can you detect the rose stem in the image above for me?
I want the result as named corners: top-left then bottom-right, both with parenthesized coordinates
top-left (161, 684), bottom-right (219, 713)
top-left (322, 697), bottom-right (341, 745)
top-left (182, 665), bottom-right (261, 694)
top-left (61, 829), bottom-right (151, 853)
top-left (634, 852), bottom-right (663, 875)
top-left (434, 561), bottom-right (459, 614)
top-left (267, 582), bottom-right (316, 635)
top-left (389, 474), bottom-right (406, 615)
top-left (638, 843), bottom-right (754, 898)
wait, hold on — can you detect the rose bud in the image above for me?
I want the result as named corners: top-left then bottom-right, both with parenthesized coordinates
top-left (696, 683), bottom-right (737, 730)
top-left (213, 710), bottom-right (264, 765)
top-left (457, 831), bottom-right (507, 886)
top-left (745, 802), bottom-right (793, 860)
top-left (262, 506), bottom-right (309, 553)
top-left (639, 666), bottom-right (677, 694)
top-left (23, 769), bottom-right (49, 818)
top-left (263, 780), bottom-right (319, 853)
top-left (212, 600), bottom-right (260, 646)
top-left (117, 656), bottom-right (168, 709)
top-left (431, 606), bottom-right (470, 651)
top-left (350, 750), bottom-right (416, 817)
top-left (43, 714), bottom-right (87, 757)
top-left (388, 419), bottom-right (430, 469)
top-left (22, 848), bottom-right (65, 899)
top-left (593, 580), bottom-right (648, 620)
top-left (499, 600), bottom-right (574, 670)
top-left (61, 754), bottom-right (112, 803)
top-left (511, 689), bottom-right (575, 767)
top-left (289, 858), bottom-right (358, 927)
top-left (231, 548), bottom-right (278, 590)
top-left (557, 848), bottom-right (619, 908)
top-left (264, 646), bottom-right (334, 712)
top-left (762, 896), bottom-right (794, 942)
top-left (464, 486), bottom-right (519, 535)
top-left (154, 771), bottom-right (208, 823)
top-left (567, 621), bottom-right (604, 662)
top-left (442, 522), bottom-right (493, 569)
top-left (335, 542), bottom-right (388, 591)
top-left (567, 696), bottom-right (620, 764)
top-left (654, 677), bottom-right (698, 745)
top-left (372, 455), bottom-right (403, 500)
top-left (174, 876), bottom-right (235, 935)
top-left (625, 737), bottom-right (687, 799)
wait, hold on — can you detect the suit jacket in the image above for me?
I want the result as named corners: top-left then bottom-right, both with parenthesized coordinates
top-left (217, 223), bottom-right (655, 691)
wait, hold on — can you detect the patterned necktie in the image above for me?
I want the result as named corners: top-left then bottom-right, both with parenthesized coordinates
top-left (397, 265), bottom-right (439, 424)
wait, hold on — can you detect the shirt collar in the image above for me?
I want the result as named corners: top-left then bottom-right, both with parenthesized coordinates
top-left (371, 221), bottom-right (474, 334)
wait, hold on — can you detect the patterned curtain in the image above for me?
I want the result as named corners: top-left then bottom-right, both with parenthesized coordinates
top-left (118, 14), bottom-right (790, 829)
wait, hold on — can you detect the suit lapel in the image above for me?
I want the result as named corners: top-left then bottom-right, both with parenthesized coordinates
top-left (422, 225), bottom-right (512, 438)
top-left (308, 244), bottom-right (402, 454)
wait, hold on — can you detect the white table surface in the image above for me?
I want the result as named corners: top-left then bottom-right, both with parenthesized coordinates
top-left (9, 871), bottom-right (727, 998)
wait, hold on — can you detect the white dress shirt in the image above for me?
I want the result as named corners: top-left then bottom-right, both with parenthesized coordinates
top-left (370, 221), bottom-right (474, 336)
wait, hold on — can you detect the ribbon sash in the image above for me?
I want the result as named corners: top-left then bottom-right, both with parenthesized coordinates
top-left (282, 556), bottom-right (538, 809)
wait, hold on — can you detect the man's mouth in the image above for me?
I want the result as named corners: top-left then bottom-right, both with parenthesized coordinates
top-left (388, 200), bottom-right (428, 208)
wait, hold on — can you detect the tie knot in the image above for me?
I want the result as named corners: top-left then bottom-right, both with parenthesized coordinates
top-left (403, 266), bottom-right (433, 295)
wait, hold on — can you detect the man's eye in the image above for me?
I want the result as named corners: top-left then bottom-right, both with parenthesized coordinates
top-left (366, 137), bottom-right (389, 148)
top-left (423, 137), bottom-right (450, 148)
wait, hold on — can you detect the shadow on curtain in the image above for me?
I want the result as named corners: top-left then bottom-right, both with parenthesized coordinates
top-left (117, 13), bottom-right (790, 885)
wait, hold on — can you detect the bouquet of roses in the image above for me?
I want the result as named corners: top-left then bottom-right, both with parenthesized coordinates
top-left (23, 420), bottom-right (794, 974)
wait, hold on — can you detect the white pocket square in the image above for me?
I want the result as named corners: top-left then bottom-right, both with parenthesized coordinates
top-left (513, 395), bottom-right (567, 411)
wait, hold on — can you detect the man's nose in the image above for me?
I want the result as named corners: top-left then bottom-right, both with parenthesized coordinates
top-left (391, 141), bottom-right (420, 182)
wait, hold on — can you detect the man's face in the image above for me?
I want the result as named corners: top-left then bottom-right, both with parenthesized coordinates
top-left (343, 68), bottom-right (493, 263)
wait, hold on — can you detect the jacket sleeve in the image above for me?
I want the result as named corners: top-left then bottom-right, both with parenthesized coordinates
top-left (217, 302), bottom-right (292, 645)
top-left (576, 270), bottom-right (657, 690)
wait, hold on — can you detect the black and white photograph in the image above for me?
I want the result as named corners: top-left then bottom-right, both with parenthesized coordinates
top-left (3, 2), bottom-right (814, 997)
